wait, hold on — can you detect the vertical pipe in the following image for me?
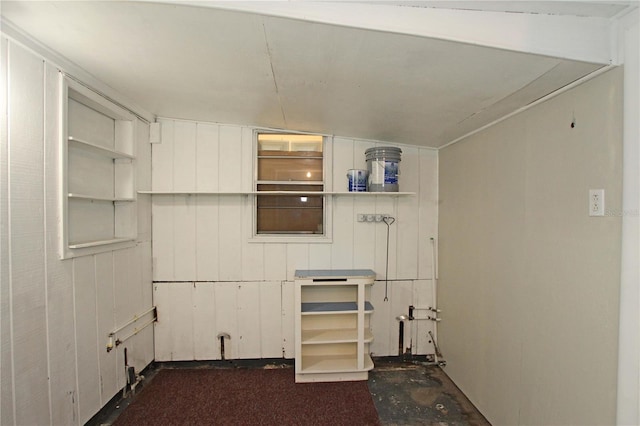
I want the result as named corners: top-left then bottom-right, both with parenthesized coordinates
top-left (430, 237), bottom-right (439, 363)
top-left (398, 321), bottom-right (404, 356)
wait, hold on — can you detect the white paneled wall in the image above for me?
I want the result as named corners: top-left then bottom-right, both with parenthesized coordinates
top-left (0, 37), bottom-right (153, 425)
top-left (152, 118), bottom-right (439, 358)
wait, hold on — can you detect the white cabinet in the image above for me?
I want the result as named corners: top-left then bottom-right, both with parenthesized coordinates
top-left (294, 269), bottom-right (375, 383)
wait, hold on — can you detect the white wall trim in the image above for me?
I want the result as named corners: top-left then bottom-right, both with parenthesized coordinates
top-left (616, 8), bottom-right (640, 426)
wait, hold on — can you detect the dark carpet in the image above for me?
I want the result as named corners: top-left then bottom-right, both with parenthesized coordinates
top-left (113, 367), bottom-right (381, 426)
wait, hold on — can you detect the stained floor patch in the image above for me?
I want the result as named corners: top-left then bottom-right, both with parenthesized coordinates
top-left (369, 361), bottom-right (490, 426)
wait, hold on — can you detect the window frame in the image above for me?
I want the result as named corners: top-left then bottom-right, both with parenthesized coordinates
top-left (249, 131), bottom-right (333, 244)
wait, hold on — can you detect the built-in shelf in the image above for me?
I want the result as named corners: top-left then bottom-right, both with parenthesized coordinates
top-left (301, 328), bottom-right (374, 344)
top-left (138, 190), bottom-right (414, 196)
top-left (295, 269), bottom-right (375, 383)
top-left (299, 353), bottom-right (374, 374)
top-left (301, 301), bottom-right (374, 314)
top-left (68, 136), bottom-right (134, 160)
top-left (68, 237), bottom-right (135, 249)
top-left (68, 193), bottom-right (135, 202)
top-left (61, 76), bottom-right (138, 259)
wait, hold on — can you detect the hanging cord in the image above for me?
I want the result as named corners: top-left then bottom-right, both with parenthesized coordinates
top-left (382, 215), bottom-right (396, 301)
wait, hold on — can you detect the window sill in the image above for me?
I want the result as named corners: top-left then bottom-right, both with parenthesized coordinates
top-left (248, 234), bottom-right (333, 244)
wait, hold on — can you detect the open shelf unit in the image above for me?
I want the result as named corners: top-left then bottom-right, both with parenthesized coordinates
top-left (60, 74), bottom-right (137, 258)
top-left (295, 269), bottom-right (375, 383)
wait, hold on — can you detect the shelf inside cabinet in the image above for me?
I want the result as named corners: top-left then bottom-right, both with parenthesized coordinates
top-left (299, 353), bottom-right (374, 374)
top-left (301, 301), bottom-right (374, 314)
top-left (301, 328), bottom-right (373, 344)
top-left (68, 237), bottom-right (135, 249)
top-left (68, 136), bottom-right (134, 159)
top-left (68, 193), bottom-right (135, 202)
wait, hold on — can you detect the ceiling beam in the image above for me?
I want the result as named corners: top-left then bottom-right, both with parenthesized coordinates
top-left (160, 1), bottom-right (616, 64)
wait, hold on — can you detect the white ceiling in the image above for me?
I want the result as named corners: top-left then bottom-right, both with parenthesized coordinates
top-left (1, 1), bottom-right (635, 147)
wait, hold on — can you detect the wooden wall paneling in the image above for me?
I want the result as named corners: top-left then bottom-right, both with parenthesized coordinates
top-left (418, 149), bottom-right (438, 280)
top-left (237, 282), bottom-right (262, 358)
top-left (136, 121), bottom-right (152, 244)
top-left (332, 137), bottom-right (355, 191)
top-left (263, 243), bottom-right (287, 281)
top-left (240, 126), bottom-right (254, 192)
top-left (132, 243), bottom-right (153, 371)
top-left (353, 138), bottom-right (376, 273)
top-left (214, 282), bottom-right (239, 360)
top-left (153, 282), bottom-right (194, 361)
top-left (195, 122), bottom-right (219, 192)
top-left (95, 252), bottom-right (117, 406)
top-left (152, 119), bottom-right (174, 191)
top-left (218, 196), bottom-right (243, 281)
top-left (0, 36), bottom-right (12, 426)
top-left (72, 256), bottom-right (101, 424)
top-left (8, 41), bottom-right (50, 426)
top-left (137, 194), bottom-right (152, 243)
top-left (390, 280), bottom-right (413, 355)
top-left (332, 197), bottom-right (355, 269)
top-left (280, 281), bottom-right (295, 358)
top-left (286, 244), bottom-right (309, 281)
top-left (308, 243), bottom-right (331, 270)
top-left (43, 61), bottom-right (77, 426)
top-left (242, 198), bottom-right (264, 281)
top-left (151, 196), bottom-right (174, 280)
top-left (411, 279), bottom-right (435, 355)
top-left (196, 196), bottom-right (219, 281)
top-left (374, 196), bottom-right (396, 280)
top-left (172, 120), bottom-right (196, 191)
top-left (352, 196), bottom-right (376, 272)
top-left (218, 125), bottom-right (243, 192)
top-left (193, 282), bottom-right (218, 360)
top-left (136, 119), bottom-right (151, 191)
top-left (370, 280), bottom-right (392, 357)
top-left (123, 326), bottom-right (154, 376)
top-left (396, 146), bottom-right (419, 279)
top-left (113, 248), bottom-right (139, 325)
top-left (259, 281), bottom-right (284, 358)
top-left (173, 195), bottom-right (197, 280)
top-left (331, 137), bottom-right (355, 269)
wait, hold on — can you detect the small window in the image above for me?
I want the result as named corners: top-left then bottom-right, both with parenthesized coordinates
top-left (256, 133), bottom-right (325, 235)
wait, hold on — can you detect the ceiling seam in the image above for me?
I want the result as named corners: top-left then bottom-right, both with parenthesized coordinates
top-left (261, 20), bottom-right (287, 129)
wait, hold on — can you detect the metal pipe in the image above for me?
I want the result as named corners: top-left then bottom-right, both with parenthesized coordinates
top-left (109, 306), bottom-right (157, 337)
top-left (114, 316), bottom-right (157, 347)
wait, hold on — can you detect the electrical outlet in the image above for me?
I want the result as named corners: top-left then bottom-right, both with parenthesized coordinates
top-left (366, 214), bottom-right (375, 222)
top-left (589, 189), bottom-right (605, 216)
top-left (357, 214), bottom-right (366, 222)
top-left (375, 214), bottom-right (384, 222)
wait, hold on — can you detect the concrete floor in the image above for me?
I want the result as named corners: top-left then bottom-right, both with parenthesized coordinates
top-left (370, 360), bottom-right (490, 425)
top-left (90, 358), bottom-right (490, 426)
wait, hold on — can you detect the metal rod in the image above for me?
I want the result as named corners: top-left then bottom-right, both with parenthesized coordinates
top-left (383, 216), bottom-right (396, 301)
top-left (109, 306), bottom-right (157, 336)
top-left (115, 316), bottom-right (157, 346)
